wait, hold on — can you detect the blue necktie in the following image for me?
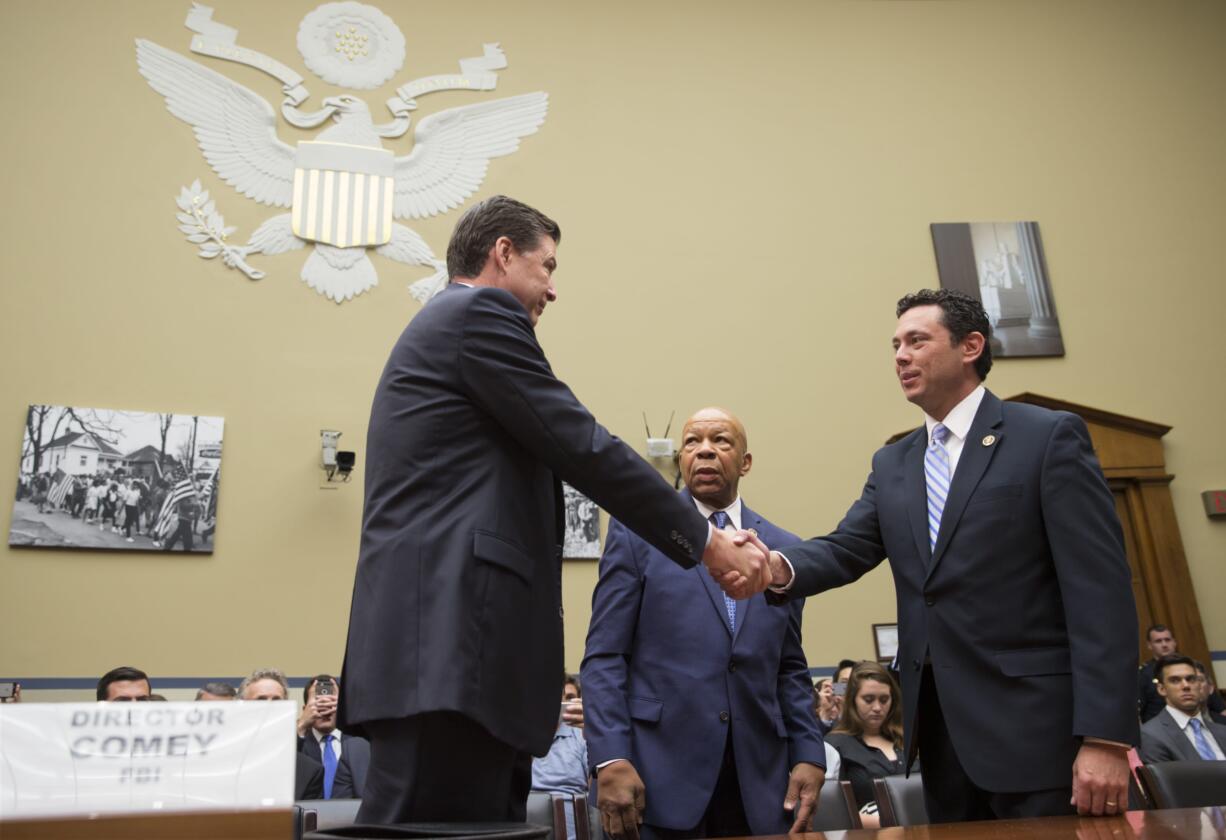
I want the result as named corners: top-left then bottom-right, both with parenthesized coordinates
top-left (710, 511), bottom-right (736, 631)
top-left (1188, 718), bottom-right (1219, 761)
top-left (924, 424), bottom-right (951, 552)
top-left (322, 734), bottom-right (337, 798)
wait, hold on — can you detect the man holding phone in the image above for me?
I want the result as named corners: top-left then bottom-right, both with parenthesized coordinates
top-left (299, 674), bottom-right (370, 800)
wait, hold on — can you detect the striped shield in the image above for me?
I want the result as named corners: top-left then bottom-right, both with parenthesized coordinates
top-left (292, 141), bottom-right (395, 247)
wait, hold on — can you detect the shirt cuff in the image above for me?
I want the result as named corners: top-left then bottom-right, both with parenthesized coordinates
top-left (705, 522), bottom-right (714, 548)
top-left (595, 758), bottom-right (629, 771)
top-left (768, 551), bottom-right (797, 593)
top-left (1083, 737), bottom-right (1131, 750)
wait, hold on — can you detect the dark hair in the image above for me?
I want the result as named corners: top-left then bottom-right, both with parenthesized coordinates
top-left (96, 666), bottom-right (149, 701)
top-left (1146, 624), bottom-right (1172, 639)
top-left (832, 661), bottom-right (904, 749)
top-left (1154, 654), bottom-right (1197, 683)
top-left (196, 681), bottom-right (237, 700)
top-left (446, 195), bottom-right (561, 280)
top-left (148, 694), bottom-right (168, 702)
top-left (304, 674), bottom-right (338, 703)
top-left (896, 288), bottom-right (993, 381)
top-left (563, 673), bottom-right (581, 697)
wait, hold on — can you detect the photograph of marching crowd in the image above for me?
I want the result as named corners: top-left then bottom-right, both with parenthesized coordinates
top-left (10, 405), bottom-right (223, 553)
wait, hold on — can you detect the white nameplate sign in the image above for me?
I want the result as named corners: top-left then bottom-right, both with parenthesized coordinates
top-left (0, 701), bottom-right (296, 819)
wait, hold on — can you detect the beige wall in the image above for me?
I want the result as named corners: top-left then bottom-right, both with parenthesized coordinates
top-left (1, 0), bottom-right (1223, 690)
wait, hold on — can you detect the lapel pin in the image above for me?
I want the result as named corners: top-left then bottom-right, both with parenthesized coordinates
top-left (982, 435), bottom-right (996, 447)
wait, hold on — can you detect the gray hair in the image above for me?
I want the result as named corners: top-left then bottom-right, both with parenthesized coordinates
top-left (239, 668), bottom-right (289, 699)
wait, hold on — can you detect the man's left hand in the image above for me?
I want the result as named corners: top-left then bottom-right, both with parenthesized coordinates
top-left (1070, 742), bottom-right (1129, 816)
top-left (784, 762), bottom-right (824, 833)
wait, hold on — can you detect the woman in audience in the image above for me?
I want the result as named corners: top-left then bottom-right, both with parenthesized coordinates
top-left (824, 661), bottom-right (911, 828)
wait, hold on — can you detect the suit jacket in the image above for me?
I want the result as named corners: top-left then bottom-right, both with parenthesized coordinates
top-left (297, 731), bottom-right (369, 786)
top-left (582, 493), bottom-right (825, 834)
top-left (1139, 707), bottom-right (1226, 763)
top-left (1138, 659), bottom-right (1165, 723)
top-left (295, 752), bottom-right (324, 800)
top-left (338, 285), bottom-right (710, 756)
top-left (776, 390), bottom-right (1139, 793)
top-left (331, 737), bottom-right (371, 799)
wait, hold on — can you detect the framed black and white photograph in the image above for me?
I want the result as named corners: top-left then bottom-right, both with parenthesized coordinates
top-left (873, 623), bottom-right (899, 664)
top-left (930, 221), bottom-right (1064, 358)
top-left (562, 482), bottom-right (600, 559)
top-left (11, 405), bottom-right (224, 553)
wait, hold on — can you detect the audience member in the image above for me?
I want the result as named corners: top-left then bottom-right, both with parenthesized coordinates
top-left (1138, 625), bottom-right (1180, 723)
top-left (561, 673), bottom-right (584, 728)
top-left (814, 678), bottom-right (839, 735)
top-left (96, 666), bottom-right (151, 701)
top-left (298, 674), bottom-right (370, 800)
top-left (1195, 662), bottom-right (1226, 725)
top-left (1139, 655), bottom-right (1226, 763)
top-left (824, 662), bottom-right (912, 829)
top-left (834, 659), bottom-right (856, 685)
top-left (583, 407), bottom-right (825, 838)
top-left (531, 675), bottom-right (589, 795)
top-left (196, 681), bottom-right (237, 701)
top-left (238, 667), bottom-right (324, 799)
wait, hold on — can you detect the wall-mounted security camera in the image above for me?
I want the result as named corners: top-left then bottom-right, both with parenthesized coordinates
top-left (321, 430), bottom-right (355, 483)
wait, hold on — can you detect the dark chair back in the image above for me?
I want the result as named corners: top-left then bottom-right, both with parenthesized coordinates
top-left (1137, 761), bottom-right (1226, 809)
top-left (873, 775), bottom-right (928, 827)
top-left (809, 780), bottom-right (861, 830)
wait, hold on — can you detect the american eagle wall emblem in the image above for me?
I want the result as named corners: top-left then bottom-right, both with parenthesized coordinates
top-left (138, 2), bottom-right (548, 303)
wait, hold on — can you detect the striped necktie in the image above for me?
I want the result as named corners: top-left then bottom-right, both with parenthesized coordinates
top-left (710, 511), bottom-right (737, 631)
top-left (1188, 718), bottom-right (1220, 761)
top-left (924, 424), bottom-right (951, 553)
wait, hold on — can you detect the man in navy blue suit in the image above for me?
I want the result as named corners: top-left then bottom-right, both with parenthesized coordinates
top-left (738, 289), bottom-right (1138, 822)
top-left (583, 407), bottom-right (826, 839)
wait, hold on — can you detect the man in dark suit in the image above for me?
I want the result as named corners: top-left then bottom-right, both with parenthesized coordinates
top-left (1138, 625), bottom-right (1180, 723)
top-left (338, 196), bottom-right (769, 825)
top-left (1139, 655), bottom-right (1226, 763)
top-left (583, 407), bottom-right (826, 839)
top-left (738, 289), bottom-right (1138, 821)
top-left (297, 675), bottom-right (369, 800)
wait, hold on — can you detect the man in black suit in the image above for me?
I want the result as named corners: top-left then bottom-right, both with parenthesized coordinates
top-left (738, 289), bottom-right (1138, 821)
top-left (338, 196), bottom-right (769, 825)
top-left (297, 675), bottom-right (370, 800)
top-left (1138, 624), bottom-right (1180, 723)
top-left (1139, 655), bottom-right (1226, 763)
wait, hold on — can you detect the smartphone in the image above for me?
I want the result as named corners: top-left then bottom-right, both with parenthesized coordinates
top-left (315, 679), bottom-right (334, 697)
top-left (831, 682), bottom-right (847, 697)
top-left (0, 681), bottom-right (16, 699)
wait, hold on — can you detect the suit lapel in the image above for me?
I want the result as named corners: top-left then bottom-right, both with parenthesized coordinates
top-left (925, 391), bottom-right (1004, 584)
top-left (904, 432), bottom-right (931, 565)
top-left (1162, 713), bottom-right (1202, 761)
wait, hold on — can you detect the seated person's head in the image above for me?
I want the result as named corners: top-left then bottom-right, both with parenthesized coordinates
top-left (1155, 655), bottom-right (1203, 715)
top-left (303, 674), bottom-right (340, 734)
top-left (562, 674), bottom-right (580, 702)
top-left (835, 661), bottom-right (903, 748)
top-left (96, 666), bottom-right (151, 702)
top-left (239, 668), bottom-right (289, 701)
top-left (196, 681), bottom-right (238, 701)
top-left (834, 659), bottom-right (857, 684)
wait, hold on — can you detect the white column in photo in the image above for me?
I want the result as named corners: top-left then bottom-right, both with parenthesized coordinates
top-left (1016, 222), bottom-right (1061, 339)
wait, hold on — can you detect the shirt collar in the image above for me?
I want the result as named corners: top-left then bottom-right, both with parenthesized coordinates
top-left (1164, 704), bottom-right (1209, 731)
top-left (692, 495), bottom-right (743, 531)
top-left (313, 728), bottom-right (342, 743)
top-left (924, 384), bottom-right (986, 444)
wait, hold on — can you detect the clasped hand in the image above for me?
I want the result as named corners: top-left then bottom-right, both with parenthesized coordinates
top-left (702, 527), bottom-right (771, 599)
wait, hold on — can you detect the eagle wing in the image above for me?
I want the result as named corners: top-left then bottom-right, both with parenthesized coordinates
top-left (136, 39), bottom-right (296, 208)
top-left (392, 92), bottom-right (548, 220)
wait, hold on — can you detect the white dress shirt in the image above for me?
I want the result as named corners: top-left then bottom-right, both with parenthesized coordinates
top-left (310, 727), bottom-right (344, 761)
top-left (922, 385), bottom-right (986, 478)
top-left (1164, 705), bottom-right (1226, 760)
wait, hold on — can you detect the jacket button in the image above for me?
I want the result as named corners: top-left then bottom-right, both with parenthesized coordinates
top-left (913, 659), bottom-right (921, 671)
top-left (925, 598), bottom-right (934, 606)
top-left (719, 711), bottom-right (730, 722)
top-left (727, 662), bottom-right (737, 673)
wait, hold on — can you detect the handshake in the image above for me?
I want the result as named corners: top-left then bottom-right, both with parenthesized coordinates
top-left (702, 528), bottom-right (791, 599)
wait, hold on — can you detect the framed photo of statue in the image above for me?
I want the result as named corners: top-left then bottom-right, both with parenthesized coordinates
top-left (562, 482), bottom-right (601, 559)
top-left (11, 405), bottom-right (223, 553)
top-left (873, 623), bottom-right (899, 664)
top-left (930, 221), bottom-right (1065, 358)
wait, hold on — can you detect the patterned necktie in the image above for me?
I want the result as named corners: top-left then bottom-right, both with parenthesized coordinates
top-left (710, 511), bottom-right (737, 631)
top-left (924, 424), bottom-right (951, 552)
top-left (1188, 718), bottom-right (1219, 761)
top-left (322, 734), bottom-right (337, 798)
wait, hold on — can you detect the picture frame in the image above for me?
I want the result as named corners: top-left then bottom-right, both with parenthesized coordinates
top-left (872, 622), bottom-right (899, 664)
